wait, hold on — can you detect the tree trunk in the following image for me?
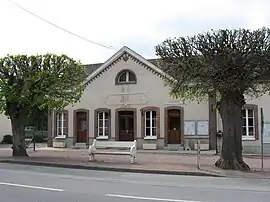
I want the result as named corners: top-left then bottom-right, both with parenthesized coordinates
top-left (10, 111), bottom-right (28, 157)
top-left (215, 97), bottom-right (250, 171)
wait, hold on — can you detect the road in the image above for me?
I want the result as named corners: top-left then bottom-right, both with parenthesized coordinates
top-left (0, 163), bottom-right (269, 202)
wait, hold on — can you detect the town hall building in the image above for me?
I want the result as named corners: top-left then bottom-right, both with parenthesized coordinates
top-left (46, 46), bottom-right (270, 153)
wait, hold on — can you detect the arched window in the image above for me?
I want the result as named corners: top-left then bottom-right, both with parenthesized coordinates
top-left (115, 69), bottom-right (137, 85)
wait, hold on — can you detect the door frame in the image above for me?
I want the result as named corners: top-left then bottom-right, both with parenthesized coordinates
top-left (115, 108), bottom-right (137, 141)
top-left (73, 109), bottom-right (89, 145)
top-left (164, 106), bottom-right (184, 145)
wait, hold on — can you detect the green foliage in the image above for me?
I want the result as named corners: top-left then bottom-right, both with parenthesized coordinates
top-left (0, 53), bottom-right (87, 118)
top-left (26, 108), bottom-right (48, 131)
top-left (155, 28), bottom-right (270, 102)
top-left (1, 133), bottom-right (46, 144)
top-left (1, 134), bottom-right (12, 144)
top-left (34, 133), bottom-right (45, 143)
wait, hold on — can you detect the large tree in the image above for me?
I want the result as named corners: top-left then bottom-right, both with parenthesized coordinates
top-left (0, 54), bottom-right (86, 156)
top-left (155, 28), bottom-right (270, 171)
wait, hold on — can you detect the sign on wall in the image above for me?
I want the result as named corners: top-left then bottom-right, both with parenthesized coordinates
top-left (263, 123), bottom-right (270, 143)
top-left (184, 120), bottom-right (209, 136)
top-left (196, 121), bottom-right (209, 135)
top-left (104, 93), bottom-right (147, 106)
top-left (184, 121), bottom-right (196, 135)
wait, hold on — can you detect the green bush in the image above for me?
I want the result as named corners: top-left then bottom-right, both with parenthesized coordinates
top-left (1, 133), bottom-right (46, 144)
top-left (34, 134), bottom-right (45, 143)
top-left (2, 134), bottom-right (13, 144)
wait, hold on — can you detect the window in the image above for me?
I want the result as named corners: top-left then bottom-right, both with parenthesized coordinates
top-left (56, 112), bottom-right (67, 137)
top-left (116, 70), bottom-right (136, 84)
top-left (145, 111), bottom-right (157, 136)
top-left (95, 109), bottom-right (111, 139)
top-left (98, 111), bottom-right (109, 136)
top-left (241, 108), bottom-right (255, 139)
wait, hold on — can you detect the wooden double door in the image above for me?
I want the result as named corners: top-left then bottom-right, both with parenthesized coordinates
top-left (76, 111), bottom-right (87, 143)
top-left (167, 109), bottom-right (182, 144)
top-left (118, 111), bottom-right (134, 141)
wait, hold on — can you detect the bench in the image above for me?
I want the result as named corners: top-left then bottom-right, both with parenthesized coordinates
top-left (194, 143), bottom-right (209, 150)
top-left (88, 139), bottom-right (137, 164)
top-left (183, 139), bottom-right (191, 151)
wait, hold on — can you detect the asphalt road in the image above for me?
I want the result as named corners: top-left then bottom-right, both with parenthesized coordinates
top-left (0, 163), bottom-right (270, 202)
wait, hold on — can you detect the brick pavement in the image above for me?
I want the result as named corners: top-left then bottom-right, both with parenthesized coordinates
top-left (0, 147), bottom-right (270, 178)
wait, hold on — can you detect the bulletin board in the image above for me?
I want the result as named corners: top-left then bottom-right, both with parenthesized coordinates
top-left (184, 121), bottom-right (196, 135)
top-left (184, 120), bottom-right (209, 136)
top-left (263, 122), bottom-right (270, 143)
top-left (196, 120), bottom-right (209, 135)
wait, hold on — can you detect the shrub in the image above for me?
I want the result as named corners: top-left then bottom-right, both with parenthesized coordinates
top-left (2, 134), bottom-right (13, 144)
top-left (1, 133), bottom-right (46, 144)
top-left (34, 134), bottom-right (45, 143)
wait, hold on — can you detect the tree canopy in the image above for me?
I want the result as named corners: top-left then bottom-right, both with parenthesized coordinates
top-left (0, 53), bottom-right (87, 156)
top-left (156, 28), bottom-right (270, 101)
top-left (155, 28), bottom-right (270, 171)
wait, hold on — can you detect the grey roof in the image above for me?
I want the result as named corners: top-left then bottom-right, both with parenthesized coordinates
top-left (83, 58), bottom-right (158, 75)
top-left (84, 63), bottom-right (103, 75)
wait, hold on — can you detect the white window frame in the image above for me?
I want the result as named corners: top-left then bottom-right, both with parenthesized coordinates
top-left (97, 111), bottom-right (108, 137)
top-left (56, 112), bottom-right (66, 137)
top-left (145, 110), bottom-right (157, 137)
top-left (118, 71), bottom-right (135, 83)
top-left (242, 108), bottom-right (256, 140)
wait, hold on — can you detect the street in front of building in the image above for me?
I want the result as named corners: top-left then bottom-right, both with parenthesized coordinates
top-left (0, 163), bottom-right (270, 202)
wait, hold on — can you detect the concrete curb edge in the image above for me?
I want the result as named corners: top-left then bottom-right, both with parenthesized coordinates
top-left (0, 159), bottom-right (224, 177)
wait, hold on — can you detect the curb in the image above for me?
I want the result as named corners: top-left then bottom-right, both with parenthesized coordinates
top-left (137, 151), bottom-right (217, 156)
top-left (0, 159), bottom-right (224, 178)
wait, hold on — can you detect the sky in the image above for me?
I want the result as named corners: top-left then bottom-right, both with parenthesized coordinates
top-left (1, 0), bottom-right (269, 64)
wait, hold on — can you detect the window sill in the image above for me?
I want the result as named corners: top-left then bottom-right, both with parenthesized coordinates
top-left (96, 136), bottom-right (109, 140)
top-left (242, 137), bottom-right (256, 141)
top-left (144, 136), bottom-right (157, 140)
top-left (55, 135), bottom-right (66, 140)
top-left (116, 82), bottom-right (136, 85)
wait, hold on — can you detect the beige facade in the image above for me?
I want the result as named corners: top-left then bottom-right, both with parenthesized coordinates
top-left (47, 46), bottom-right (270, 153)
top-left (216, 94), bottom-right (270, 154)
top-left (0, 46), bottom-right (268, 153)
top-left (49, 46), bottom-right (211, 150)
top-left (0, 114), bottom-right (12, 142)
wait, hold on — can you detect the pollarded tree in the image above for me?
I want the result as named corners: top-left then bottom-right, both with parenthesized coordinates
top-left (0, 54), bottom-right (87, 156)
top-left (155, 28), bottom-right (270, 171)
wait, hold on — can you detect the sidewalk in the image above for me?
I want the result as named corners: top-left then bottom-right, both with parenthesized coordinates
top-left (1, 147), bottom-right (270, 178)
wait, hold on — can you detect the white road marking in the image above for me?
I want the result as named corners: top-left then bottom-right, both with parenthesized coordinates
top-left (0, 182), bottom-right (64, 192)
top-left (105, 194), bottom-right (206, 202)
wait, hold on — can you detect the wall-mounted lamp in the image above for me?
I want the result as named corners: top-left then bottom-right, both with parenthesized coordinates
top-left (140, 108), bottom-right (144, 117)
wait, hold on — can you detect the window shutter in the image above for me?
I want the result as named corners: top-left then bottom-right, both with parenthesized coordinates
top-left (108, 109), bottom-right (111, 138)
top-left (64, 111), bottom-right (68, 137)
top-left (254, 106), bottom-right (259, 140)
top-left (53, 111), bottom-right (57, 138)
top-left (141, 108), bottom-right (146, 137)
top-left (94, 110), bottom-right (98, 138)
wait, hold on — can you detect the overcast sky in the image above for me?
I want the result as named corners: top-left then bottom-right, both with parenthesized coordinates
top-left (1, 0), bottom-right (269, 64)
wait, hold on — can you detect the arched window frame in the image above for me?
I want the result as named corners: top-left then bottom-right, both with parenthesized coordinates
top-left (115, 69), bottom-right (137, 85)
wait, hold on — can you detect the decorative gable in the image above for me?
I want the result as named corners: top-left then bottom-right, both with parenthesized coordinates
top-left (83, 46), bottom-right (169, 86)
